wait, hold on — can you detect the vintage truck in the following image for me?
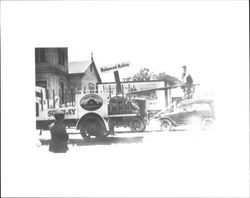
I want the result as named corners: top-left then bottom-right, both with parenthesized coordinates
top-left (36, 86), bottom-right (147, 140)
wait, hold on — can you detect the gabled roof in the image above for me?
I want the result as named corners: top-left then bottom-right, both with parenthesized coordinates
top-left (68, 60), bottom-right (102, 83)
top-left (68, 61), bottom-right (92, 74)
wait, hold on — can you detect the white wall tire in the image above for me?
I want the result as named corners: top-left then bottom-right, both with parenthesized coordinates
top-left (201, 117), bottom-right (215, 131)
top-left (161, 119), bottom-right (172, 131)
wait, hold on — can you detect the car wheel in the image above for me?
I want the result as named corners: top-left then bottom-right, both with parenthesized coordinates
top-left (201, 117), bottom-right (215, 130)
top-left (161, 119), bottom-right (172, 131)
top-left (129, 117), bottom-right (146, 132)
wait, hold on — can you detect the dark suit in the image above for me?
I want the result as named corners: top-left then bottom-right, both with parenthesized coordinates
top-left (49, 121), bottom-right (69, 153)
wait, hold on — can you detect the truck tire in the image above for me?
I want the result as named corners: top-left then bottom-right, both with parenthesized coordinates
top-left (129, 117), bottom-right (146, 132)
top-left (80, 116), bottom-right (107, 140)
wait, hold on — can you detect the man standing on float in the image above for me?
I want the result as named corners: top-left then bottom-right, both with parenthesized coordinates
top-left (181, 65), bottom-right (194, 99)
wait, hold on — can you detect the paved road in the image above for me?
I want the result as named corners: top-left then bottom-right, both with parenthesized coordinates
top-left (28, 127), bottom-right (247, 197)
top-left (37, 126), bottom-right (207, 149)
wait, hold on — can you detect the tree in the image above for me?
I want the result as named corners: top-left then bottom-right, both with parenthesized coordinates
top-left (131, 68), bottom-right (180, 86)
top-left (152, 72), bottom-right (180, 86)
top-left (131, 68), bottom-right (153, 81)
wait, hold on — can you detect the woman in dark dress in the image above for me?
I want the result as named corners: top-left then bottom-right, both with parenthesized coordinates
top-left (49, 111), bottom-right (69, 153)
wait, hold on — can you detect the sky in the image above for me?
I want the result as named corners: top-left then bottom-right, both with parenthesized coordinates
top-left (2, 0), bottom-right (248, 89)
top-left (1, 1), bottom-right (249, 197)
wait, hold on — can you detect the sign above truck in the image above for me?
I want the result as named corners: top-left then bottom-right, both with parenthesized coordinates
top-left (100, 61), bottom-right (130, 73)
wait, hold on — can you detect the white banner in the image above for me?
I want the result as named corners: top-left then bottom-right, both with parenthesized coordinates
top-left (100, 61), bottom-right (130, 73)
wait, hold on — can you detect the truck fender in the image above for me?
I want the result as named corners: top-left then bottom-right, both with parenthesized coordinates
top-left (76, 113), bottom-right (109, 131)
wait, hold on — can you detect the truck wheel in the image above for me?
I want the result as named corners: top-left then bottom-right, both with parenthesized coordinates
top-left (80, 116), bottom-right (107, 140)
top-left (201, 117), bottom-right (215, 130)
top-left (129, 117), bottom-right (146, 132)
top-left (161, 119), bottom-right (172, 131)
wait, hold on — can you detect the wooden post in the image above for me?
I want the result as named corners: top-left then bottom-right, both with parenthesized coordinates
top-left (40, 89), bottom-right (43, 111)
top-left (122, 85), bottom-right (125, 113)
top-left (109, 85), bottom-right (112, 113)
top-left (64, 88), bottom-right (67, 107)
top-left (62, 87), bottom-right (65, 105)
top-left (116, 84), bottom-right (118, 113)
top-left (59, 89), bottom-right (61, 108)
top-left (53, 89), bottom-right (55, 108)
top-left (128, 84), bottom-right (131, 112)
top-left (164, 81), bottom-right (169, 107)
top-left (71, 88), bottom-right (74, 106)
top-left (46, 89), bottom-right (49, 109)
top-left (96, 83), bottom-right (98, 93)
top-left (114, 70), bottom-right (121, 95)
top-left (109, 85), bottom-right (111, 98)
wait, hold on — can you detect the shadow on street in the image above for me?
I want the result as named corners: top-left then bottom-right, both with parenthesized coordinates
top-left (40, 136), bottom-right (144, 146)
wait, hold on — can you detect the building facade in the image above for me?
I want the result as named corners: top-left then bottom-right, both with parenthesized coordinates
top-left (35, 47), bottom-right (101, 103)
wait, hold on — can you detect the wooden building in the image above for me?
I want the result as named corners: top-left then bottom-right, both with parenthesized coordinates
top-left (35, 47), bottom-right (101, 103)
top-left (68, 59), bottom-right (101, 91)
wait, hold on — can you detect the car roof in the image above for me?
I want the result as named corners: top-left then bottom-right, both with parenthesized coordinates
top-left (178, 98), bottom-right (214, 105)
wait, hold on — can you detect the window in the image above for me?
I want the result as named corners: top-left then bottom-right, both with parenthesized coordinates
top-left (36, 81), bottom-right (48, 99)
top-left (178, 103), bottom-right (211, 112)
top-left (89, 82), bottom-right (95, 92)
top-left (36, 80), bottom-right (47, 89)
top-left (35, 48), bottom-right (46, 63)
top-left (58, 49), bottom-right (65, 65)
top-left (177, 104), bottom-right (192, 112)
top-left (192, 103), bottom-right (211, 111)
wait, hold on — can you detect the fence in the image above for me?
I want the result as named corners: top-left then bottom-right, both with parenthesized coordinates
top-left (36, 84), bottom-right (140, 115)
top-left (37, 86), bottom-right (99, 110)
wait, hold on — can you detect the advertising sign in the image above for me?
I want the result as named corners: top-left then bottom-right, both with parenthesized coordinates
top-left (100, 61), bottom-right (130, 73)
top-left (80, 94), bottom-right (103, 111)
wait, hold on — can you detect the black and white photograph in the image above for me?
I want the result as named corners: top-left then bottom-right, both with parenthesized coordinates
top-left (1, 0), bottom-right (249, 197)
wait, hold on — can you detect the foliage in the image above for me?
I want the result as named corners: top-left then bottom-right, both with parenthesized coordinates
top-left (152, 72), bottom-right (181, 86)
top-left (130, 68), bottom-right (180, 86)
top-left (131, 68), bottom-right (153, 81)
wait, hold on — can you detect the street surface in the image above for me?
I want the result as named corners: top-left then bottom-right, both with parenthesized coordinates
top-left (5, 126), bottom-right (248, 197)
top-left (37, 126), bottom-right (205, 149)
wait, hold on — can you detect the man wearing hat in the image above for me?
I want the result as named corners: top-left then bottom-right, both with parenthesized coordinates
top-left (181, 65), bottom-right (194, 99)
top-left (49, 110), bottom-right (69, 153)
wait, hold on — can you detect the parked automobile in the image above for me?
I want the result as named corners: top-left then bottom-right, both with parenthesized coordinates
top-left (153, 103), bottom-right (176, 119)
top-left (156, 98), bottom-right (215, 131)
